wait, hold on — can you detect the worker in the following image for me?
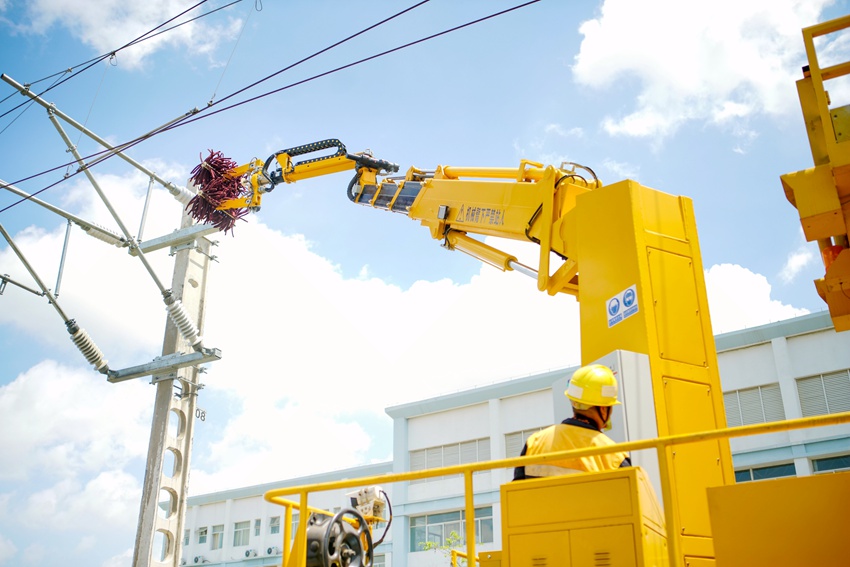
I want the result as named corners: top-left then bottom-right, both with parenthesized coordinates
top-left (513, 364), bottom-right (631, 480)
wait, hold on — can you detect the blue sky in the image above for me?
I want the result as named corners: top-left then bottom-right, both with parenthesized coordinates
top-left (1, 0), bottom-right (849, 565)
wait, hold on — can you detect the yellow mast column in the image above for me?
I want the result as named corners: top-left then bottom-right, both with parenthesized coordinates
top-left (566, 179), bottom-right (734, 566)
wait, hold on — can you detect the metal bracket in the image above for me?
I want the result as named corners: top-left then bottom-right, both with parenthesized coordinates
top-left (129, 223), bottom-right (220, 256)
top-left (106, 348), bottom-right (222, 383)
top-left (169, 241), bottom-right (219, 262)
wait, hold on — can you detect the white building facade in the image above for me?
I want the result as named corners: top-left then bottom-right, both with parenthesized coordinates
top-left (183, 312), bottom-right (850, 566)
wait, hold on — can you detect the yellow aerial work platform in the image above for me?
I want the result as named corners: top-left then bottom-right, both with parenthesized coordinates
top-left (498, 467), bottom-right (667, 567)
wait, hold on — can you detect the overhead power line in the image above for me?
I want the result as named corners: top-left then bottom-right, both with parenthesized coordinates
top-left (0, 0), bottom-right (230, 121)
top-left (0, 0), bottom-right (541, 216)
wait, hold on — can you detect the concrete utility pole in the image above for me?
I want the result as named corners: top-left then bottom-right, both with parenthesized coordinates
top-left (133, 212), bottom-right (213, 567)
top-left (1, 73), bottom-right (220, 567)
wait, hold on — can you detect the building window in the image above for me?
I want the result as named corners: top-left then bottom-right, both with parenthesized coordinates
top-left (254, 519), bottom-right (261, 537)
top-left (813, 454), bottom-right (850, 473)
top-left (796, 370), bottom-right (850, 416)
top-left (505, 428), bottom-right (545, 457)
top-left (211, 525), bottom-right (224, 550)
top-left (198, 527), bottom-right (208, 545)
top-left (409, 506), bottom-right (494, 552)
top-left (723, 383), bottom-right (785, 427)
top-left (373, 554), bottom-right (385, 567)
top-left (183, 529), bottom-right (190, 546)
top-left (270, 516), bottom-right (280, 535)
top-left (410, 438), bottom-right (491, 481)
top-left (734, 463), bottom-right (796, 483)
top-left (233, 521), bottom-right (250, 547)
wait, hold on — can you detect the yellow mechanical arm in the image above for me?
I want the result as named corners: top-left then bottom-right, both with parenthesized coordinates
top-left (208, 139), bottom-right (601, 296)
top-left (782, 15), bottom-right (850, 331)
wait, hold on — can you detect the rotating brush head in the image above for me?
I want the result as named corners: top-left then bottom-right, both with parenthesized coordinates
top-left (186, 150), bottom-right (248, 234)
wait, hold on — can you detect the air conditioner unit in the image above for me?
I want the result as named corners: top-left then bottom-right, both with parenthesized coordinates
top-left (245, 549), bottom-right (257, 558)
top-left (267, 547), bottom-right (279, 556)
top-left (194, 556), bottom-right (205, 564)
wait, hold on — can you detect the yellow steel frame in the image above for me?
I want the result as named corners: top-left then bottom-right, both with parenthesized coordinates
top-left (264, 411), bottom-right (850, 567)
top-left (781, 14), bottom-right (850, 331)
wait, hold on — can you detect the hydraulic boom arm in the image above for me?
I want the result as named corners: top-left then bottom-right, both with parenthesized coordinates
top-left (201, 139), bottom-right (601, 296)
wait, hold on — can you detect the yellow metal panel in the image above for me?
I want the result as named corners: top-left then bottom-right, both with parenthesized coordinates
top-left (570, 525), bottom-right (637, 567)
top-left (574, 180), bottom-right (652, 362)
top-left (504, 477), bottom-right (634, 528)
top-left (683, 558), bottom-right (714, 567)
top-left (648, 249), bottom-right (707, 366)
top-left (780, 165), bottom-right (846, 241)
top-left (663, 379), bottom-right (725, 537)
top-left (708, 472), bottom-right (850, 567)
top-left (638, 188), bottom-right (687, 242)
top-left (642, 526), bottom-right (669, 567)
top-left (509, 531), bottom-right (571, 567)
top-left (815, 249), bottom-right (850, 331)
top-left (831, 104), bottom-right (850, 143)
top-left (408, 178), bottom-right (542, 240)
top-left (479, 551), bottom-right (502, 567)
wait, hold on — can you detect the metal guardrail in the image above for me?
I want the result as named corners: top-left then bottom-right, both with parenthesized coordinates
top-left (264, 411), bottom-right (850, 567)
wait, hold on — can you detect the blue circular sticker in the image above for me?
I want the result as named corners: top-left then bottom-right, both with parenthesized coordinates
top-left (623, 288), bottom-right (636, 308)
top-left (608, 297), bottom-right (620, 316)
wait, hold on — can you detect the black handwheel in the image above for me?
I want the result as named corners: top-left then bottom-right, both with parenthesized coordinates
top-left (322, 508), bottom-right (373, 567)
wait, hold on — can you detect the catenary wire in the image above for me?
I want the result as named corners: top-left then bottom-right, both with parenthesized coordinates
top-left (0, 0), bottom-right (435, 206)
top-left (0, 0), bottom-right (430, 190)
top-left (0, 0), bottom-right (541, 215)
top-left (208, 0), bottom-right (261, 106)
top-left (0, 0), bottom-right (228, 121)
top-left (0, 70), bottom-right (72, 137)
top-left (164, 0), bottom-right (541, 130)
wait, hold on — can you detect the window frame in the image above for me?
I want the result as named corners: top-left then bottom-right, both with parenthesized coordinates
top-left (734, 462), bottom-right (796, 482)
top-left (409, 506), bottom-right (494, 552)
top-left (409, 438), bottom-right (492, 482)
top-left (233, 520), bottom-right (250, 547)
top-left (211, 524), bottom-right (224, 550)
top-left (813, 454), bottom-right (850, 474)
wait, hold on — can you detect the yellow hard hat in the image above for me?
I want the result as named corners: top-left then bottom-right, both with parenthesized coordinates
top-left (565, 364), bottom-right (621, 407)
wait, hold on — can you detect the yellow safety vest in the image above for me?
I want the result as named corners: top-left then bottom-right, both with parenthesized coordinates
top-left (522, 420), bottom-right (629, 478)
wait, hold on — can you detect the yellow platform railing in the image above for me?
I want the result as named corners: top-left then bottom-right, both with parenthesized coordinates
top-left (264, 411), bottom-right (850, 567)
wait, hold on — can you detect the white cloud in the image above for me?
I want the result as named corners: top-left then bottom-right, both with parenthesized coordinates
top-left (705, 263), bottom-right (809, 333)
top-left (0, 361), bottom-right (151, 482)
top-left (573, 0), bottom-right (833, 138)
top-left (188, 228), bottom-right (584, 489)
top-left (10, 0), bottom-right (241, 68)
top-left (20, 544), bottom-right (46, 566)
top-left (101, 549), bottom-right (133, 567)
top-left (0, 535), bottom-right (16, 565)
top-left (19, 470), bottom-right (140, 531)
top-left (189, 400), bottom-right (374, 495)
top-left (75, 536), bottom-right (96, 554)
top-left (0, 167), bottom-right (192, 368)
top-left (602, 158), bottom-right (639, 180)
top-left (544, 124), bottom-right (584, 138)
top-left (780, 246), bottom-right (815, 283)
